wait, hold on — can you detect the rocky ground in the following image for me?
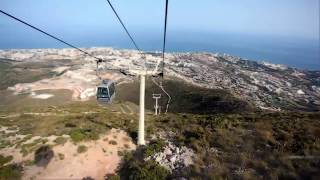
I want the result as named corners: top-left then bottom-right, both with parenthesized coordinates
top-left (145, 141), bottom-right (195, 172)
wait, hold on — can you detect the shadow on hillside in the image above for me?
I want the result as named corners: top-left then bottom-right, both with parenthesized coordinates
top-left (116, 77), bottom-right (253, 114)
top-left (34, 146), bottom-right (54, 167)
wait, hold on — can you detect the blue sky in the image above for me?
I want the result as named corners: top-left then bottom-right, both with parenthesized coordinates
top-left (0, 0), bottom-right (319, 69)
top-left (0, 0), bottom-right (319, 40)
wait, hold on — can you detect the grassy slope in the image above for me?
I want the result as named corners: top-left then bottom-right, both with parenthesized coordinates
top-left (0, 88), bottom-right (319, 179)
top-left (0, 61), bottom-right (56, 90)
top-left (148, 112), bottom-right (320, 179)
top-left (0, 100), bottom-right (137, 136)
top-left (1, 100), bottom-right (319, 179)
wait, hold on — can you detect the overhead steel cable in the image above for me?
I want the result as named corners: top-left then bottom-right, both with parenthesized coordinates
top-left (161, 0), bottom-right (169, 77)
top-left (106, 0), bottom-right (142, 53)
top-left (0, 9), bottom-right (104, 63)
top-left (158, 0), bottom-right (171, 113)
top-left (151, 0), bottom-right (171, 113)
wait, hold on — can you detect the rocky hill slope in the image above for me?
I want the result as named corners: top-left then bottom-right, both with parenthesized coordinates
top-left (0, 47), bottom-right (319, 111)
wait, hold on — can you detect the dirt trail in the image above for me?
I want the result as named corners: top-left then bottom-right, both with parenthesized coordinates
top-left (0, 106), bottom-right (136, 118)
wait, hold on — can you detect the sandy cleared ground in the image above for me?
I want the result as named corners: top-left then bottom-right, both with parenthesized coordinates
top-left (8, 67), bottom-right (125, 101)
top-left (1, 128), bottom-right (136, 180)
top-left (25, 129), bottom-right (135, 180)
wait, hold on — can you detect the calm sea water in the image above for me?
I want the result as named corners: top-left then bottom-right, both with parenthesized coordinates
top-left (0, 30), bottom-right (319, 70)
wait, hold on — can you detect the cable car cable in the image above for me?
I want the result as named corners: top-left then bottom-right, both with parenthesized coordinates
top-left (161, 0), bottom-right (169, 77)
top-left (154, 0), bottom-right (171, 113)
top-left (151, 77), bottom-right (171, 113)
top-left (0, 9), bottom-right (104, 63)
top-left (106, 0), bottom-right (142, 54)
top-left (105, 0), bottom-right (171, 112)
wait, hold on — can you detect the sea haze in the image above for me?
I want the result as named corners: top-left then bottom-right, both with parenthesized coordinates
top-left (0, 28), bottom-right (319, 70)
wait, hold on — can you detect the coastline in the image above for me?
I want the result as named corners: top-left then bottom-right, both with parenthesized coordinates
top-left (0, 46), bottom-right (319, 71)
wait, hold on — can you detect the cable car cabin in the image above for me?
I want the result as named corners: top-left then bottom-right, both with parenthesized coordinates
top-left (97, 79), bottom-right (116, 104)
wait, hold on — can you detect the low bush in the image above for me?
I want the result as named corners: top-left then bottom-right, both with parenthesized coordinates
top-left (69, 129), bottom-right (99, 143)
top-left (58, 153), bottom-right (65, 160)
top-left (144, 139), bottom-right (166, 158)
top-left (119, 153), bottom-right (170, 180)
top-left (106, 174), bottom-right (120, 180)
top-left (54, 137), bottom-right (67, 145)
top-left (109, 140), bottom-right (117, 145)
top-left (0, 164), bottom-right (22, 180)
top-left (0, 155), bottom-right (13, 166)
top-left (77, 145), bottom-right (88, 153)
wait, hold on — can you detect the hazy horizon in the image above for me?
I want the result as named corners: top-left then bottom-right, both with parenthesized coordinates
top-left (1, 29), bottom-right (319, 70)
top-left (0, 0), bottom-right (319, 70)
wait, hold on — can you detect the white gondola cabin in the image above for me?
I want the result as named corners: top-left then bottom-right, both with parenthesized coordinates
top-left (96, 79), bottom-right (115, 103)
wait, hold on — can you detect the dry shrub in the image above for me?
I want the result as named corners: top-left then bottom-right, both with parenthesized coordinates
top-left (109, 140), bottom-right (117, 145)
